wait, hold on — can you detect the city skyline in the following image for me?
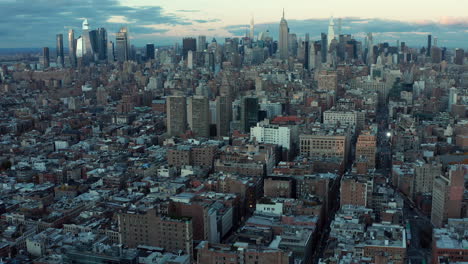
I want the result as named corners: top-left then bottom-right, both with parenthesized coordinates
top-left (1, 0), bottom-right (468, 48)
top-left (1, 2), bottom-right (468, 264)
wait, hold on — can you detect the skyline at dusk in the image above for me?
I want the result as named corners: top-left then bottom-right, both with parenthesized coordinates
top-left (2, 0), bottom-right (468, 48)
top-left (1, 1), bottom-right (468, 264)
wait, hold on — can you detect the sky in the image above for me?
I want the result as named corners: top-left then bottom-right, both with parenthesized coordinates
top-left (1, 0), bottom-right (468, 49)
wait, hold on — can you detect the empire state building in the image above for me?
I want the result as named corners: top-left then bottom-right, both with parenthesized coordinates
top-left (278, 9), bottom-right (289, 60)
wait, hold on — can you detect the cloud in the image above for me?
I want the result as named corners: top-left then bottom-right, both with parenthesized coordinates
top-left (176, 9), bottom-right (200, 13)
top-left (107, 16), bottom-right (134, 24)
top-left (0, 0), bottom-right (192, 48)
top-left (351, 20), bottom-right (369, 24)
top-left (438, 16), bottom-right (468, 27)
top-left (193, 19), bottom-right (221, 23)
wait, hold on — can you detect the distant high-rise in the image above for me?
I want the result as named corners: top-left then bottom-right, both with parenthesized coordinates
top-left (216, 96), bottom-right (232, 137)
top-left (309, 41), bottom-right (316, 70)
top-left (448, 87), bottom-right (458, 111)
top-left (167, 96), bottom-right (187, 137)
top-left (240, 97), bottom-right (259, 133)
top-left (431, 46), bottom-right (442, 63)
top-left (338, 18), bottom-right (342, 36)
top-left (304, 33), bottom-right (310, 70)
top-left (187, 50), bottom-right (194, 69)
top-left (116, 27), bottom-right (129, 62)
top-left (327, 16), bottom-right (335, 47)
top-left (107, 41), bottom-right (115, 63)
top-left (188, 96), bottom-right (210, 138)
top-left (68, 29), bottom-right (77, 67)
top-left (197, 35), bottom-right (206, 52)
top-left (81, 19), bottom-right (94, 63)
top-left (42, 47), bottom-right (50, 68)
top-left (89, 29), bottom-right (98, 55)
top-left (182, 37), bottom-right (196, 60)
top-left (426, 34), bottom-right (432, 56)
top-left (289, 33), bottom-right (298, 57)
top-left (321, 33), bottom-right (328, 63)
top-left (56, 34), bottom-right (64, 66)
top-left (365, 32), bottom-right (373, 65)
top-left (249, 15), bottom-right (255, 40)
top-left (76, 38), bottom-right (83, 59)
top-left (146, 44), bottom-right (155, 60)
top-left (278, 9), bottom-right (289, 60)
top-left (454, 48), bottom-right (464, 65)
top-left (96, 28), bottom-right (107, 61)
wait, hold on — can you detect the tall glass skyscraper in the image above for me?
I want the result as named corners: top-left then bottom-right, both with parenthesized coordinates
top-left (146, 44), bottom-right (155, 60)
top-left (321, 33), bottom-right (328, 63)
top-left (327, 16), bottom-right (335, 47)
top-left (107, 41), bottom-right (115, 63)
top-left (96, 28), bottom-right (107, 61)
top-left (81, 19), bottom-right (94, 64)
top-left (197, 36), bottom-right (206, 52)
top-left (116, 27), bottom-right (129, 62)
top-left (68, 29), bottom-right (76, 67)
top-left (42, 47), bottom-right (50, 68)
top-left (182, 37), bottom-right (196, 60)
top-left (56, 34), bottom-right (64, 66)
top-left (427, 35), bottom-right (432, 57)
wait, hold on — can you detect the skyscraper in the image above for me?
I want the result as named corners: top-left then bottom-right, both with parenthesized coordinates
top-left (321, 33), bottom-right (328, 63)
top-left (96, 28), bottom-right (107, 61)
top-left (42, 47), bottom-right (50, 68)
top-left (426, 34), bottom-right (432, 56)
top-left (188, 96), bottom-right (210, 138)
top-left (187, 50), bottom-right (194, 69)
top-left (365, 32), bottom-right (373, 65)
top-left (448, 87), bottom-right (458, 111)
top-left (216, 96), bottom-right (232, 137)
top-left (107, 41), bottom-right (115, 63)
top-left (56, 34), bottom-right (64, 66)
top-left (89, 29), bottom-right (99, 57)
top-left (304, 33), bottom-right (310, 70)
top-left (327, 16), bottom-right (335, 47)
top-left (249, 15), bottom-right (255, 40)
top-left (240, 96), bottom-right (259, 133)
top-left (167, 96), bottom-right (187, 137)
top-left (197, 35), bottom-right (206, 52)
top-left (116, 27), bottom-right (129, 62)
top-left (454, 48), bottom-right (464, 65)
top-left (338, 18), bottom-right (342, 36)
top-left (278, 9), bottom-right (289, 60)
top-left (146, 44), bottom-right (155, 60)
top-left (309, 41), bottom-right (316, 70)
top-left (81, 19), bottom-right (94, 64)
top-left (182, 37), bottom-right (196, 60)
top-left (68, 29), bottom-right (77, 67)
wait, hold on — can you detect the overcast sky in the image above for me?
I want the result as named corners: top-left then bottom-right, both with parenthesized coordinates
top-left (1, 0), bottom-right (468, 48)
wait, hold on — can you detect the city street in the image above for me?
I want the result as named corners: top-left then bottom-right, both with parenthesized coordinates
top-left (377, 101), bottom-right (432, 264)
top-left (402, 195), bottom-right (432, 264)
